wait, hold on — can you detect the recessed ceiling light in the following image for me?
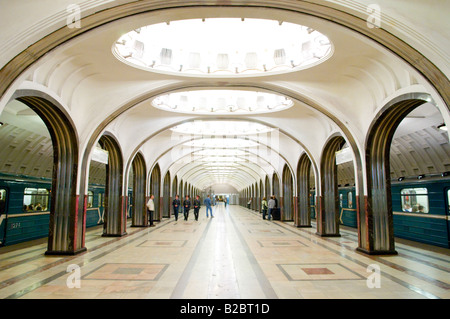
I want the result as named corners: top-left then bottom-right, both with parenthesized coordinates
top-left (154, 90), bottom-right (292, 115)
top-left (171, 120), bottom-right (273, 135)
top-left (437, 123), bottom-right (447, 131)
top-left (113, 18), bottom-right (333, 76)
top-left (183, 138), bottom-right (258, 148)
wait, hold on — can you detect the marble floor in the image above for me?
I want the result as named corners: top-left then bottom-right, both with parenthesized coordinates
top-left (0, 204), bottom-right (449, 299)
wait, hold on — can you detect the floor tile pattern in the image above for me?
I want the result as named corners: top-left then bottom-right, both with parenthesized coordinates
top-left (0, 204), bottom-right (448, 299)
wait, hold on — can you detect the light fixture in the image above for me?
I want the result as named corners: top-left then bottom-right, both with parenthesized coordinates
top-left (183, 138), bottom-right (258, 148)
top-left (171, 120), bottom-right (272, 136)
top-left (153, 90), bottom-right (293, 115)
top-left (113, 18), bottom-right (333, 76)
top-left (437, 123), bottom-right (447, 131)
top-left (0, 122), bottom-right (3, 127)
top-left (417, 174), bottom-right (425, 180)
top-left (398, 177), bottom-right (405, 181)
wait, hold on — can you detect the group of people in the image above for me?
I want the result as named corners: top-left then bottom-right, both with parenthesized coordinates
top-left (260, 195), bottom-right (278, 221)
top-left (145, 194), bottom-right (215, 226)
top-left (22, 203), bottom-right (46, 212)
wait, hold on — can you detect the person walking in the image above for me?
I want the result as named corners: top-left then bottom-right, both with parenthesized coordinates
top-left (267, 196), bottom-right (276, 221)
top-left (193, 195), bottom-right (201, 221)
top-left (261, 197), bottom-right (268, 219)
top-left (204, 195), bottom-right (214, 218)
top-left (183, 195), bottom-right (191, 221)
top-left (146, 194), bottom-right (155, 227)
top-left (172, 194), bottom-right (181, 221)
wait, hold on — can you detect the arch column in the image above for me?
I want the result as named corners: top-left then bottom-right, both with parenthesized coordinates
top-left (131, 153), bottom-right (147, 227)
top-left (282, 165), bottom-right (294, 221)
top-left (317, 135), bottom-right (345, 237)
top-left (296, 154), bottom-right (313, 227)
top-left (163, 171), bottom-right (171, 218)
top-left (150, 164), bottom-right (161, 221)
top-left (14, 94), bottom-right (84, 255)
top-left (360, 94), bottom-right (431, 254)
top-left (100, 134), bottom-right (127, 237)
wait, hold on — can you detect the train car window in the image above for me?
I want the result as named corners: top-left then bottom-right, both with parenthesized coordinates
top-left (348, 192), bottom-right (353, 208)
top-left (339, 194), bottom-right (343, 207)
top-left (400, 188), bottom-right (429, 213)
top-left (87, 191), bottom-right (94, 208)
top-left (23, 188), bottom-right (50, 212)
top-left (0, 189), bottom-right (6, 214)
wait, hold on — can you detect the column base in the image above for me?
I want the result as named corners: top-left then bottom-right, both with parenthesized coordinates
top-left (356, 247), bottom-right (398, 255)
top-left (315, 232), bottom-right (341, 237)
top-left (101, 232), bottom-right (127, 237)
top-left (45, 247), bottom-right (87, 256)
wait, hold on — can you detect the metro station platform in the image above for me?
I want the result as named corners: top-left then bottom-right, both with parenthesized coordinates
top-left (0, 204), bottom-right (448, 300)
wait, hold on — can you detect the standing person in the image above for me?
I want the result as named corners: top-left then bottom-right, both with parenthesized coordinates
top-left (183, 195), bottom-right (191, 221)
top-left (267, 196), bottom-right (275, 221)
top-left (224, 197), bottom-right (227, 207)
top-left (172, 195), bottom-right (181, 221)
top-left (261, 197), bottom-right (268, 219)
top-left (204, 195), bottom-right (214, 218)
top-left (146, 194), bottom-right (155, 227)
top-left (193, 195), bottom-right (201, 221)
top-left (273, 195), bottom-right (278, 208)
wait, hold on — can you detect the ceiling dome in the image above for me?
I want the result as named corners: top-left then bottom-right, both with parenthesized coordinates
top-left (113, 17), bottom-right (333, 77)
top-left (152, 90), bottom-right (293, 115)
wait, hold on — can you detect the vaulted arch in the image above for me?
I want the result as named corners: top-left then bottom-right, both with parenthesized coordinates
top-left (361, 93), bottom-right (433, 254)
top-left (317, 134), bottom-right (346, 237)
top-left (296, 153), bottom-right (313, 228)
top-left (163, 170), bottom-right (171, 218)
top-left (130, 152), bottom-right (147, 227)
top-left (149, 163), bottom-right (161, 221)
top-left (282, 164), bottom-right (294, 221)
top-left (99, 132), bottom-right (126, 237)
top-left (12, 91), bottom-right (82, 254)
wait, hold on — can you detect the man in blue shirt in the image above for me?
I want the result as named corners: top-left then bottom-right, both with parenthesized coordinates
top-left (203, 195), bottom-right (214, 218)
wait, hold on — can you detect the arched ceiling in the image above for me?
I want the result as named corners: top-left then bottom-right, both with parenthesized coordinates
top-left (0, 1), bottom-right (448, 195)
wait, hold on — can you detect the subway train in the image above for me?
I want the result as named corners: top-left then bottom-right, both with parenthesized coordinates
top-left (309, 176), bottom-right (450, 248)
top-left (0, 173), bottom-right (133, 246)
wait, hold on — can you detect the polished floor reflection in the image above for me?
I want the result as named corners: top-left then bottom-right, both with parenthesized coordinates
top-left (0, 204), bottom-right (449, 299)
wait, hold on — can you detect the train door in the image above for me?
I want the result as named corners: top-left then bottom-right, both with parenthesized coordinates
top-left (0, 188), bottom-right (8, 246)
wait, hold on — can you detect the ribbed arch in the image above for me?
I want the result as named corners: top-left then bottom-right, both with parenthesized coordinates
top-left (317, 134), bottom-right (346, 237)
top-left (282, 164), bottom-right (294, 221)
top-left (130, 152), bottom-right (147, 227)
top-left (361, 93), bottom-right (432, 254)
top-left (296, 153), bottom-right (313, 227)
top-left (265, 175), bottom-right (271, 201)
top-left (149, 163), bottom-right (161, 221)
top-left (172, 175), bottom-right (178, 197)
top-left (272, 172), bottom-right (280, 200)
top-left (12, 92), bottom-right (82, 254)
top-left (163, 170), bottom-right (171, 218)
top-left (99, 132), bottom-right (126, 237)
